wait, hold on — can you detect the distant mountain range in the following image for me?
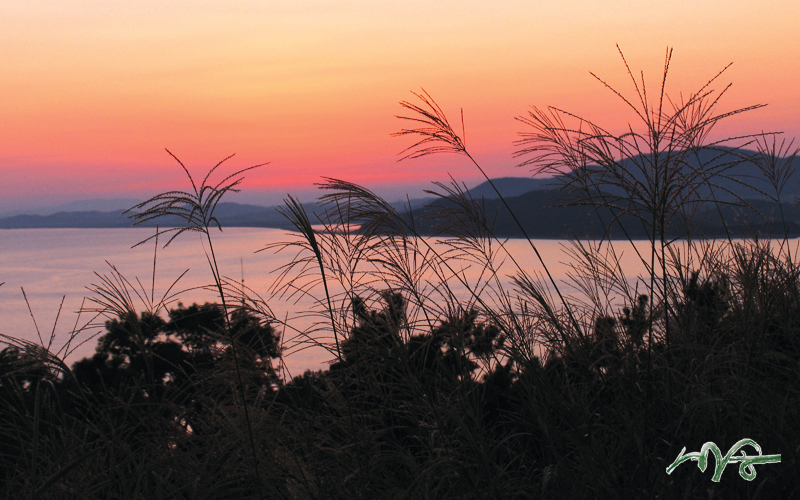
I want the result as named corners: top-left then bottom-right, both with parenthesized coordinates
top-left (406, 189), bottom-right (800, 239)
top-left (406, 147), bottom-right (800, 238)
top-left (0, 202), bottom-right (300, 230)
top-left (3, 148), bottom-right (799, 238)
top-left (0, 198), bottom-right (142, 218)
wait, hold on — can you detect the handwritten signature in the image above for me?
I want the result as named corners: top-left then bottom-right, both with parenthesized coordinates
top-left (666, 438), bottom-right (781, 481)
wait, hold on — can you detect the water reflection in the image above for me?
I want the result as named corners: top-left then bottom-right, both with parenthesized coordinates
top-left (3, 228), bottom-right (788, 376)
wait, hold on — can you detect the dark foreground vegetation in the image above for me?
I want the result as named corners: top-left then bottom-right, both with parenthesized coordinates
top-left (2, 49), bottom-right (799, 498)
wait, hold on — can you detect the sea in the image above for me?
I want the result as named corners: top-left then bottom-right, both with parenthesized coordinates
top-left (1, 228), bottom-right (657, 377)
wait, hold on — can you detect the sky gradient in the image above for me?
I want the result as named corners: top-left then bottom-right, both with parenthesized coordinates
top-left (2, 1), bottom-right (798, 212)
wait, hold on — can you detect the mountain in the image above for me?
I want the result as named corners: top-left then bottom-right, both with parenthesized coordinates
top-left (464, 147), bottom-right (800, 203)
top-left (52, 198), bottom-right (143, 214)
top-left (3, 191), bottom-right (797, 238)
top-left (401, 187), bottom-right (800, 239)
top-left (402, 147), bottom-right (800, 239)
top-left (0, 198), bottom-right (142, 218)
top-left (0, 210), bottom-right (131, 229)
top-left (464, 177), bottom-right (558, 199)
top-left (0, 202), bottom-right (302, 230)
top-left (0, 196), bottom-right (438, 230)
top-left (3, 147), bottom-right (798, 236)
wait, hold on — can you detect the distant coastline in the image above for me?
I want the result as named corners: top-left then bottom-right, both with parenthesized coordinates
top-left (4, 157), bottom-right (800, 239)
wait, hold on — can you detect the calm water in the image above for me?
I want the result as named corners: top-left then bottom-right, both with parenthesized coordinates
top-left (1, 228), bottom-right (658, 375)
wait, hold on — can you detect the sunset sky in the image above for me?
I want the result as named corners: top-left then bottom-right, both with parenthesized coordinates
top-left (2, 0), bottom-right (798, 212)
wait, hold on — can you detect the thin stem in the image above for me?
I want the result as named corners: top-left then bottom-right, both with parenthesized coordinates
top-left (205, 232), bottom-right (263, 490)
top-left (463, 150), bottom-right (584, 344)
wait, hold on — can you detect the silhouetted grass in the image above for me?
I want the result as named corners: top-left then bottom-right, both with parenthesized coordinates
top-left (1, 49), bottom-right (799, 499)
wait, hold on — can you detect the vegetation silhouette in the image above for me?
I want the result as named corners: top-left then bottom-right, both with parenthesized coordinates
top-left (1, 48), bottom-right (798, 498)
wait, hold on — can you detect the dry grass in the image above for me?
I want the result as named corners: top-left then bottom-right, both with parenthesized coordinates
top-left (1, 49), bottom-right (798, 498)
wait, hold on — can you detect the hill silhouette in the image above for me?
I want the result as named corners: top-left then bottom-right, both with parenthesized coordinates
top-left (3, 148), bottom-right (798, 237)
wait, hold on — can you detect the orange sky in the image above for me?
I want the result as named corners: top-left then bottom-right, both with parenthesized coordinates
top-left (1, 1), bottom-right (798, 211)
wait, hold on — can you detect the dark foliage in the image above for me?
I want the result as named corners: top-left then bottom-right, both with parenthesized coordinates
top-left (3, 50), bottom-right (800, 499)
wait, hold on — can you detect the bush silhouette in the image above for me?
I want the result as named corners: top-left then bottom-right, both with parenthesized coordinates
top-left (2, 49), bottom-right (799, 498)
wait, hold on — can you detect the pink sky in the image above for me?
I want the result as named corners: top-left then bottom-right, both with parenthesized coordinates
top-left (1, 1), bottom-right (798, 211)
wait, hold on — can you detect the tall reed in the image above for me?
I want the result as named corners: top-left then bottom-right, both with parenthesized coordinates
top-left (126, 150), bottom-right (270, 494)
top-left (2, 49), bottom-right (798, 498)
